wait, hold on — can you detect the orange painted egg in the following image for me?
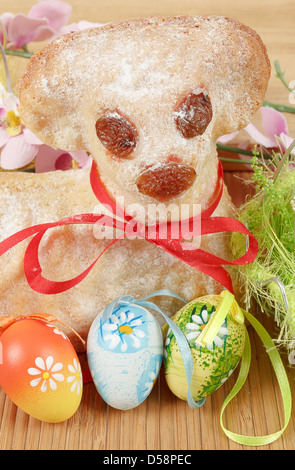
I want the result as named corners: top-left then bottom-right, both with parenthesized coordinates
top-left (0, 319), bottom-right (83, 423)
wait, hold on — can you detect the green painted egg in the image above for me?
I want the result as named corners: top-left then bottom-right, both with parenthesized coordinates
top-left (164, 293), bottom-right (246, 402)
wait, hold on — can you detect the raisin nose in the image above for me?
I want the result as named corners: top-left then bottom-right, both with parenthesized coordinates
top-left (136, 162), bottom-right (196, 201)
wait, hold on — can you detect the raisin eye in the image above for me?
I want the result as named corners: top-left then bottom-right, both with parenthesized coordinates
top-left (95, 109), bottom-right (138, 158)
top-left (175, 92), bottom-right (213, 139)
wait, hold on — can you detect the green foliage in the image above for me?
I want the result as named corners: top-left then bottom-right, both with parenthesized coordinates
top-left (232, 146), bottom-right (295, 351)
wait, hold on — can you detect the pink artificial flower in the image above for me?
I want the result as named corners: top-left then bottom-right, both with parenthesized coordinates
top-left (244, 106), bottom-right (295, 155)
top-left (35, 146), bottom-right (92, 173)
top-left (217, 131), bottom-right (239, 144)
top-left (245, 106), bottom-right (290, 149)
top-left (0, 84), bottom-right (42, 169)
top-left (219, 106), bottom-right (295, 155)
top-left (0, 84), bottom-right (92, 171)
top-left (49, 19), bottom-right (103, 41)
top-left (0, 0), bottom-right (72, 49)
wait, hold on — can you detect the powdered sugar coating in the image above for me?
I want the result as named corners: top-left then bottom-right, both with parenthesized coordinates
top-left (0, 16), bottom-right (271, 348)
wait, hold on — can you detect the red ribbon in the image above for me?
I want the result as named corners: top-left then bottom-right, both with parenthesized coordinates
top-left (0, 160), bottom-right (258, 294)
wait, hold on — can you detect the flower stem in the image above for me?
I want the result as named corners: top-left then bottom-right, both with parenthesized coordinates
top-left (273, 138), bottom-right (295, 183)
top-left (0, 42), bottom-right (12, 92)
top-left (219, 156), bottom-right (262, 165)
top-left (217, 143), bottom-right (262, 158)
top-left (0, 21), bottom-right (7, 49)
top-left (4, 49), bottom-right (33, 59)
top-left (22, 167), bottom-right (36, 173)
top-left (274, 60), bottom-right (295, 96)
top-left (263, 100), bottom-right (295, 114)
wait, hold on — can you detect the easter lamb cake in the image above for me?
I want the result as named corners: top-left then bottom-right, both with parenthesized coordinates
top-left (0, 16), bottom-right (270, 349)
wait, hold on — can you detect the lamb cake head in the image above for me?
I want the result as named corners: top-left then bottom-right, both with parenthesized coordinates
top-left (18, 15), bottom-right (270, 223)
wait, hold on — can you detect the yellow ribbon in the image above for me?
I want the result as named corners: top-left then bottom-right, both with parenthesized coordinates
top-left (220, 309), bottom-right (292, 446)
top-left (196, 290), bottom-right (236, 346)
top-left (196, 291), bottom-right (292, 446)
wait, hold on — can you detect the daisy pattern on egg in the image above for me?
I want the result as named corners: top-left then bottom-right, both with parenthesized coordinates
top-left (186, 305), bottom-right (229, 350)
top-left (164, 330), bottom-right (171, 359)
top-left (136, 354), bottom-right (162, 404)
top-left (142, 361), bottom-right (161, 398)
top-left (220, 368), bottom-right (234, 385)
top-left (46, 323), bottom-right (69, 341)
top-left (101, 306), bottom-right (146, 353)
top-left (67, 358), bottom-right (83, 395)
top-left (28, 356), bottom-right (64, 392)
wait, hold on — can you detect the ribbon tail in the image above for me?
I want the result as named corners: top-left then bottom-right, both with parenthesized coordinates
top-left (0, 224), bottom-right (46, 256)
top-left (0, 212), bottom-right (125, 295)
top-left (150, 238), bottom-right (235, 293)
top-left (0, 213), bottom-right (119, 256)
top-left (220, 310), bottom-right (292, 446)
top-left (90, 161), bottom-right (133, 222)
top-left (198, 158), bottom-right (224, 218)
top-left (0, 316), bottom-right (17, 336)
top-left (192, 263), bottom-right (234, 294)
top-left (24, 230), bottom-right (123, 295)
top-left (200, 216), bottom-right (259, 266)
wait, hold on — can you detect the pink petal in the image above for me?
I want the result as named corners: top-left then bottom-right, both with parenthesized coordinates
top-left (0, 12), bottom-right (14, 31)
top-left (237, 139), bottom-right (252, 159)
top-left (49, 21), bottom-right (103, 42)
top-left (77, 20), bottom-right (103, 30)
top-left (35, 146), bottom-right (70, 173)
top-left (217, 131), bottom-right (239, 144)
top-left (260, 106), bottom-right (289, 140)
top-left (238, 139), bottom-right (251, 150)
top-left (29, 1), bottom-right (72, 32)
top-left (3, 92), bottom-right (19, 114)
top-left (23, 127), bottom-right (44, 145)
top-left (0, 12), bottom-right (14, 44)
top-left (0, 127), bottom-right (9, 147)
top-left (55, 153), bottom-right (73, 170)
top-left (25, 25), bottom-right (56, 43)
top-left (279, 133), bottom-right (295, 155)
top-left (48, 23), bottom-right (79, 42)
top-left (69, 150), bottom-right (92, 168)
top-left (0, 134), bottom-right (39, 169)
top-left (244, 122), bottom-right (276, 148)
top-left (7, 15), bottom-right (49, 48)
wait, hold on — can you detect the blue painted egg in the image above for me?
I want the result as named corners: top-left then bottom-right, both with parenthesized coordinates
top-left (87, 300), bottom-right (163, 410)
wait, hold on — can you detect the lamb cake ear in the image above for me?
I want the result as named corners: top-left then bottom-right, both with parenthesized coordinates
top-left (17, 31), bottom-right (89, 152)
top-left (17, 16), bottom-right (271, 153)
top-left (206, 18), bottom-right (271, 138)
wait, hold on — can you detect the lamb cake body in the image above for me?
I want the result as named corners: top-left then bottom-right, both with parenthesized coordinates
top-left (0, 16), bottom-right (270, 349)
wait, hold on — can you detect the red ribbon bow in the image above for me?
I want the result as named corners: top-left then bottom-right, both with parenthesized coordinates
top-left (0, 160), bottom-right (258, 294)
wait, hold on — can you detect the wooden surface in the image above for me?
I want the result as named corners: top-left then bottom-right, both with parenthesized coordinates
top-left (1, 0), bottom-right (295, 451)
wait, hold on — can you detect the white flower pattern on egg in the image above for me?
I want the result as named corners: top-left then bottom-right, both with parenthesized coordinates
top-left (102, 308), bottom-right (146, 352)
top-left (67, 358), bottom-right (83, 395)
top-left (186, 306), bottom-right (229, 349)
top-left (142, 362), bottom-right (161, 399)
top-left (220, 368), bottom-right (234, 385)
top-left (164, 330), bottom-right (171, 358)
top-left (28, 356), bottom-right (64, 392)
top-left (46, 323), bottom-right (69, 341)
